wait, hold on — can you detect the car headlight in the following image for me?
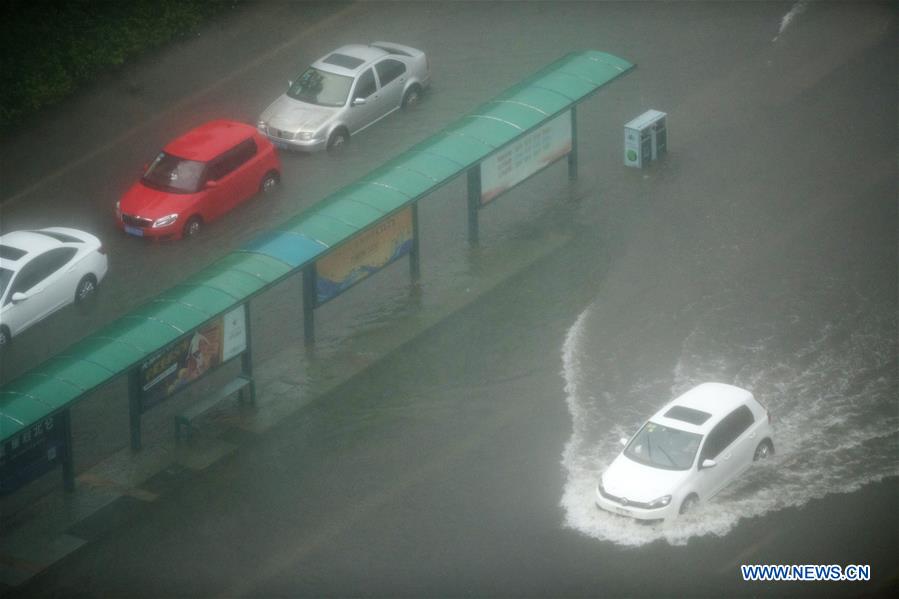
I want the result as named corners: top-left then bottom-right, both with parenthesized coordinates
top-left (647, 495), bottom-right (672, 509)
top-left (152, 214), bottom-right (179, 228)
top-left (257, 119), bottom-right (267, 132)
top-left (296, 131), bottom-right (315, 141)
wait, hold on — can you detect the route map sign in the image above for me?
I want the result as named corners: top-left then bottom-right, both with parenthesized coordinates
top-left (480, 111), bottom-right (572, 205)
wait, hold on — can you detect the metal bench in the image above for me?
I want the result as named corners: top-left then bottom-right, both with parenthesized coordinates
top-left (174, 375), bottom-right (254, 442)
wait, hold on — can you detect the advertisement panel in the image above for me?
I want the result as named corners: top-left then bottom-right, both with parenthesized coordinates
top-left (316, 207), bottom-right (413, 305)
top-left (139, 305), bottom-right (247, 410)
top-left (0, 412), bottom-right (66, 495)
top-left (480, 110), bottom-right (572, 205)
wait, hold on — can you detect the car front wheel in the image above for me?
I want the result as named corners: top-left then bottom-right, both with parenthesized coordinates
top-left (327, 129), bottom-right (349, 154)
top-left (75, 275), bottom-right (98, 303)
top-left (183, 216), bottom-right (202, 238)
top-left (679, 494), bottom-right (699, 515)
top-left (753, 439), bottom-right (774, 461)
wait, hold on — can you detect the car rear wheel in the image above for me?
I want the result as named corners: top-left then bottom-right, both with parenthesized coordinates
top-left (0, 326), bottom-right (10, 348)
top-left (753, 439), bottom-right (774, 461)
top-left (260, 171), bottom-right (280, 195)
top-left (402, 85), bottom-right (422, 109)
top-left (327, 129), bottom-right (349, 154)
top-left (183, 216), bottom-right (202, 239)
top-left (679, 494), bottom-right (699, 515)
top-left (75, 275), bottom-right (98, 303)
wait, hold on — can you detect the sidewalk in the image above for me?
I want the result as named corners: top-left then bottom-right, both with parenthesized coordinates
top-left (0, 228), bottom-right (573, 589)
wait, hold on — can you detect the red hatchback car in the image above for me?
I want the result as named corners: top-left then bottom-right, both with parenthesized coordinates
top-left (116, 120), bottom-right (281, 240)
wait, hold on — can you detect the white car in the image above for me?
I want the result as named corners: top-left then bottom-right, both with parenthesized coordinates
top-left (0, 228), bottom-right (108, 346)
top-left (257, 42), bottom-right (431, 152)
top-left (596, 383), bottom-right (774, 521)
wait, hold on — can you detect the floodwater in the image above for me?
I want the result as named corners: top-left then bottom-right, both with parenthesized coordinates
top-left (3, 1), bottom-right (897, 596)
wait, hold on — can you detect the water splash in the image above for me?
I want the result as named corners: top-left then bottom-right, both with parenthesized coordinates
top-left (559, 279), bottom-right (898, 547)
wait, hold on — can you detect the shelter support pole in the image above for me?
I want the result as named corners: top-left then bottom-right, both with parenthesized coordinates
top-left (410, 204), bottom-right (421, 282)
top-left (128, 369), bottom-right (142, 451)
top-left (240, 303), bottom-right (256, 404)
top-left (568, 106), bottom-right (578, 181)
top-left (467, 167), bottom-right (481, 246)
top-left (302, 264), bottom-right (317, 346)
top-left (61, 409), bottom-right (75, 492)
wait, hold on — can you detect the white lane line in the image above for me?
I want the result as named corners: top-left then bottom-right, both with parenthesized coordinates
top-left (1, 3), bottom-right (361, 208)
top-left (774, 0), bottom-right (809, 42)
top-left (718, 529), bottom-right (783, 575)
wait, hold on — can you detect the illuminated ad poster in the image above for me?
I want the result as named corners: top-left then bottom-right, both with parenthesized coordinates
top-left (0, 412), bottom-right (66, 495)
top-left (316, 207), bottom-right (413, 305)
top-left (480, 110), bottom-right (572, 205)
top-left (139, 305), bottom-right (247, 410)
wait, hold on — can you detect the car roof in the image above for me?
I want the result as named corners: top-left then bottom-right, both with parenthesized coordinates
top-left (650, 383), bottom-right (755, 434)
top-left (164, 120), bottom-right (257, 162)
top-left (313, 44), bottom-right (390, 77)
top-left (0, 228), bottom-right (91, 270)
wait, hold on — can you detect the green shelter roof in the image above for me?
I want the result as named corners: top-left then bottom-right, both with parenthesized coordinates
top-left (1, 50), bottom-right (633, 442)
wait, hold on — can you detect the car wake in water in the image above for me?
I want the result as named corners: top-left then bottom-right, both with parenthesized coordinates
top-left (559, 274), bottom-right (898, 547)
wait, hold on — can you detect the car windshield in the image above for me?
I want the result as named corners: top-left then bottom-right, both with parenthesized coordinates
top-left (141, 152), bottom-right (206, 194)
top-left (287, 67), bottom-right (353, 107)
top-left (0, 267), bottom-right (12, 299)
top-left (624, 421), bottom-right (702, 471)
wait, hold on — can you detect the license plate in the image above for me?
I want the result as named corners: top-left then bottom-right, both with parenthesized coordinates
top-left (124, 225), bottom-right (144, 237)
top-left (274, 141), bottom-right (290, 150)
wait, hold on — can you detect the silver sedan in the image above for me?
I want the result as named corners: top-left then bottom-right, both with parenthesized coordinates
top-left (257, 42), bottom-right (431, 153)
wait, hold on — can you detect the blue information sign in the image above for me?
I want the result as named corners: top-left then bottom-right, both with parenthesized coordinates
top-left (0, 412), bottom-right (67, 495)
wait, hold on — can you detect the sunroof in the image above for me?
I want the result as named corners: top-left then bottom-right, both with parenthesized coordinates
top-left (664, 406), bottom-right (712, 425)
top-left (0, 245), bottom-right (27, 260)
top-left (323, 53), bottom-right (364, 69)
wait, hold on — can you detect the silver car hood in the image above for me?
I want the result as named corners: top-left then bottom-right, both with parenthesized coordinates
top-left (261, 95), bottom-right (339, 133)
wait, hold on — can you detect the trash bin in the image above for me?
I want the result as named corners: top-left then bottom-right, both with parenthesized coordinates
top-left (624, 110), bottom-right (667, 168)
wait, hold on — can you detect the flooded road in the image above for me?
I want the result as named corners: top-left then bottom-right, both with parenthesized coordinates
top-left (3, 1), bottom-right (897, 596)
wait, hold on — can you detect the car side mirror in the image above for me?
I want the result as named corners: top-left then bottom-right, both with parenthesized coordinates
top-left (700, 458), bottom-right (717, 470)
top-left (11, 292), bottom-right (28, 303)
top-left (352, 97), bottom-right (366, 107)
top-left (619, 437), bottom-right (628, 447)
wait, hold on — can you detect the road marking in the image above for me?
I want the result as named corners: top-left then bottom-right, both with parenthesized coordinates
top-left (1, 3), bottom-right (362, 208)
top-left (773, 1), bottom-right (809, 42)
top-left (718, 529), bottom-right (782, 575)
top-left (0, 552), bottom-right (45, 574)
top-left (76, 472), bottom-right (158, 502)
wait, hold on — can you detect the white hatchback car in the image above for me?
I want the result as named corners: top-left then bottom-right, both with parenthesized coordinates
top-left (596, 383), bottom-right (774, 521)
top-left (257, 42), bottom-right (431, 152)
top-left (0, 228), bottom-right (108, 346)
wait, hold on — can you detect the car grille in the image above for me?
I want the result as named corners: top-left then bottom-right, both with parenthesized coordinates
top-left (598, 486), bottom-right (654, 510)
top-left (269, 127), bottom-right (293, 140)
top-left (122, 213), bottom-right (152, 228)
